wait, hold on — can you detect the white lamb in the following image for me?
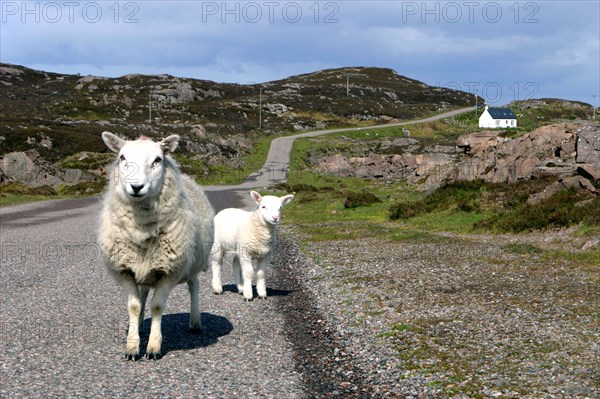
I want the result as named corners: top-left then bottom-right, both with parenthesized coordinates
top-left (98, 132), bottom-right (214, 360)
top-left (211, 191), bottom-right (294, 301)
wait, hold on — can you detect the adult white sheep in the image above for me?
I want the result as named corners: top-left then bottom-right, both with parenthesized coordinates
top-left (98, 132), bottom-right (214, 360)
top-left (211, 191), bottom-right (293, 301)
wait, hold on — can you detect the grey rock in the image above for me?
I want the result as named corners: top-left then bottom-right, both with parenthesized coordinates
top-left (0, 151), bottom-right (62, 187)
top-left (576, 126), bottom-right (600, 163)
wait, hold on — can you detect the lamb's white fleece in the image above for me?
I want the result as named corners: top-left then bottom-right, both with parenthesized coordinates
top-left (211, 191), bottom-right (293, 300)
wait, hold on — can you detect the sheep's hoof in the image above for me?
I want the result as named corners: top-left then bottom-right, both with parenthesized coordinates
top-left (244, 297), bottom-right (254, 302)
top-left (124, 353), bottom-right (140, 361)
top-left (258, 296), bottom-right (267, 300)
top-left (145, 352), bottom-right (162, 361)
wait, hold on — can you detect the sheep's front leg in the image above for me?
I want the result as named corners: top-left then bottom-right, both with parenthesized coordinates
top-left (138, 285), bottom-right (150, 331)
top-left (119, 276), bottom-right (142, 360)
top-left (240, 254), bottom-right (254, 301)
top-left (256, 257), bottom-right (269, 299)
top-left (187, 276), bottom-right (202, 331)
top-left (146, 278), bottom-right (177, 359)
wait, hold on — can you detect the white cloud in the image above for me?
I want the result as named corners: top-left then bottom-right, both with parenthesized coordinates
top-left (0, 0), bottom-right (598, 103)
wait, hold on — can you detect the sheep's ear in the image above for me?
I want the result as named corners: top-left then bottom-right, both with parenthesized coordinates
top-left (160, 134), bottom-right (180, 155)
top-left (280, 194), bottom-right (294, 206)
top-left (250, 191), bottom-right (262, 204)
top-left (102, 131), bottom-right (126, 153)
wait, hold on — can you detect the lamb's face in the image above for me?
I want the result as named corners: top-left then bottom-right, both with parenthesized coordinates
top-left (250, 191), bottom-right (294, 225)
top-left (102, 132), bottom-right (179, 202)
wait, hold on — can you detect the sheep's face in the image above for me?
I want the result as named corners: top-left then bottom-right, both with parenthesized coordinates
top-left (102, 132), bottom-right (179, 202)
top-left (250, 191), bottom-right (294, 225)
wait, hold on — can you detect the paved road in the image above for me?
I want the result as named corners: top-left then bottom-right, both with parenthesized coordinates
top-left (205, 106), bottom-right (473, 190)
top-left (1, 107), bottom-right (472, 397)
top-left (0, 195), bottom-right (307, 398)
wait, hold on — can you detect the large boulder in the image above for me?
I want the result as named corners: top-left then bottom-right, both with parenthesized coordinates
top-left (0, 151), bottom-right (61, 187)
top-left (576, 125), bottom-right (600, 163)
top-left (456, 130), bottom-right (501, 152)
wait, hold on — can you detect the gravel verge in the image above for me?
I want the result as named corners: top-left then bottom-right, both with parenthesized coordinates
top-left (273, 225), bottom-right (599, 399)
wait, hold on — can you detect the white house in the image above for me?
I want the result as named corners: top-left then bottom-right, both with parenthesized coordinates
top-left (479, 105), bottom-right (517, 128)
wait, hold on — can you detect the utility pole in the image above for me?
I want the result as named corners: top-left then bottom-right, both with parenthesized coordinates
top-left (346, 74), bottom-right (350, 97)
top-left (259, 87), bottom-right (263, 130)
top-left (593, 95), bottom-right (597, 121)
top-left (148, 93), bottom-right (152, 125)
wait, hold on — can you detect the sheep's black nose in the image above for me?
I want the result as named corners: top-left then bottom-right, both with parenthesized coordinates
top-left (130, 184), bottom-right (144, 194)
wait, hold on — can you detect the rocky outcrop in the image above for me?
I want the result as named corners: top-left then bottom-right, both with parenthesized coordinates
top-left (0, 151), bottom-right (61, 187)
top-left (456, 130), bottom-right (503, 152)
top-left (576, 126), bottom-right (600, 163)
top-left (154, 82), bottom-right (196, 104)
top-left (315, 149), bottom-right (458, 182)
top-left (448, 123), bottom-right (581, 185)
top-left (311, 123), bottom-right (599, 195)
top-left (0, 151), bottom-right (96, 188)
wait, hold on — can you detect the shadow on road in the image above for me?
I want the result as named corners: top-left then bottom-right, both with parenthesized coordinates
top-left (138, 312), bottom-right (234, 357)
top-left (219, 284), bottom-right (294, 298)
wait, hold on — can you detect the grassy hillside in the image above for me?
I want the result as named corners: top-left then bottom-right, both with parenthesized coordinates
top-left (0, 64), bottom-right (478, 162)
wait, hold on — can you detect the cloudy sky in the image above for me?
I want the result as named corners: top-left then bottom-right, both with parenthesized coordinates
top-left (1, 0), bottom-right (599, 105)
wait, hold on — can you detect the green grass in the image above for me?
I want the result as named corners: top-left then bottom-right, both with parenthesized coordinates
top-left (0, 181), bottom-right (102, 207)
top-left (278, 138), bottom-right (488, 240)
top-left (0, 193), bottom-right (59, 207)
top-left (280, 130), bottom-right (600, 242)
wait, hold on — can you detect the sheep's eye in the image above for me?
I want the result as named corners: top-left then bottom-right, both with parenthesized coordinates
top-left (152, 157), bottom-right (163, 166)
top-left (119, 154), bottom-right (126, 162)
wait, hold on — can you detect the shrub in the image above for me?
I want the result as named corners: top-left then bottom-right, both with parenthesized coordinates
top-left (344, 190), bottom-right (382, 209)
top-left (55, 152), bottom-right (115, 171)
top-left (389, 199), bottom-right (426, 220)
top-left (0, 182), bottom-right (57, 196)
top-left (57, 181), bottom-right (106, 196)
top-left (478, 189), bottom-right (599, 232)
top-left (389, 179), bottom-right (487, 220)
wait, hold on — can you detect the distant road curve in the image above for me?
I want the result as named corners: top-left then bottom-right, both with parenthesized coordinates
top-left (204, 106), bottom-right (474, 191)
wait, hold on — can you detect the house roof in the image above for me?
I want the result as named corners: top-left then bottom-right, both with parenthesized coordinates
top-left (486, 107), bottom-right (516, 119)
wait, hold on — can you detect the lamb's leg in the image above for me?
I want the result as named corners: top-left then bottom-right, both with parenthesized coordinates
top-left (119, 276), bottom-right (142, 360)
top-left (240, 255), bottom-right (254, 301)
top-left (146, 278), bottom-right (177, 360)
top-left (138, 285), bottom-right (150, 331)
top-left (187, 276), bottom-right (202, 331)
top-left (211, 244), bottom-right (224, 295)
top-left (232, 255), bottom-right (243, 294)
top-left (256, 257), bottom-right (269, 299)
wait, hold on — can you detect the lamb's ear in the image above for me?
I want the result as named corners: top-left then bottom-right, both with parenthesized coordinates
top-left (280, 194), bottom-right (294, 206)
top-left (102, 131), bottom-right (126, 153)
top-left (160, 134), bottom-right (180, 155)
top-left (250, 190), bottom-right (262, 204)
